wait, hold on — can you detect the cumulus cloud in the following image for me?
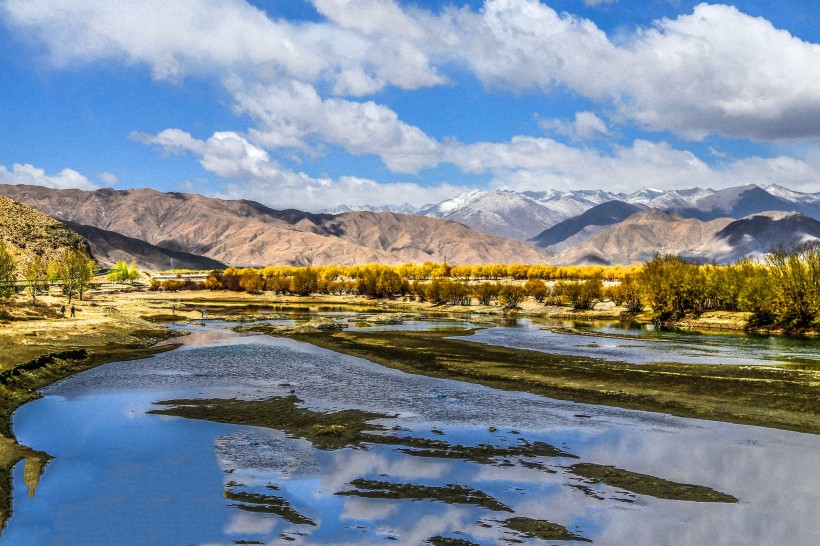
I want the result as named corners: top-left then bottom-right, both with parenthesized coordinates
top-left (444, 135), bottom-right (820, 194)
top-left (0, 0), bottom-right (443, 94)
top-left (444, 136), bottom-right (709, 191)
top-left (0, 163), bottom-right (98, 190)
top-left (6, 0), bottom-right (820, 141)
top-left (620, 4), bottom-right (820, 140)
top-left (403, 0), bottom-right (820, 141)
top-left (138, 128), bottom-right (463, 209)
top-left (138, 127), bottom-right (820, 205)
top-left (228, 78), bottom-right (441, 173)
top-left (453, 1), bottom-right (820, 140)
top-left (100, 172), bottom-right (119, 186)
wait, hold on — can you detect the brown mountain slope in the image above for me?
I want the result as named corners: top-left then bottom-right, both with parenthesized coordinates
top-left (0, 195), bottom-right (93, 266)
top-left (0, 185), bottom-right (549, 266)
top-left (552, 211), bottom-right (734, 265)
top-left (63, 222), bottom-right (226, 271)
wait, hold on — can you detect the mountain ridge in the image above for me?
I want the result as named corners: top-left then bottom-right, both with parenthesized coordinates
top-left (329, 184), bottom-right (820, 241)
top-left (0, 184), bottom-right (550, 267)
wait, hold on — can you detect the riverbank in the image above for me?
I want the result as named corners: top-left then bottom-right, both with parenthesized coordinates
top-left (0, 291), bottom-right (182, 533)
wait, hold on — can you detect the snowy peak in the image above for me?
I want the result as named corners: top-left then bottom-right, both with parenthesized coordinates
top-left (420, 189), bottom-right (488, 216)
top-left (626, 187), bottom-right (666, 204)
top-left (765, 184), bottom-right (820, 205)
top-left (419, 189), bottom-right (571, 240)
top-left (322, 203), bottom-right (420, 215)
top-left (326, 184), bottom-right (819, 244)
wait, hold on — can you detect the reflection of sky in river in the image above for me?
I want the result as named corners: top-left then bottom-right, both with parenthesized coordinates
top-left (5, 325), bottom-right (820, 545)
top-left (464, 319), bottom-right (819, 365)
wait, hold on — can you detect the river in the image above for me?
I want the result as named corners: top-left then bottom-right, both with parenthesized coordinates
top-left (3, 316), bottom-right (819, 545)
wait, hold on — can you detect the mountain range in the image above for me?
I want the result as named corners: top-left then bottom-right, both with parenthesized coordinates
top-left (327, 183), bottom-right (820, 265)
top-left (1, 182), bottom-right (818, 270)
top-left (329, 184), bottom-right (820, 241)
top-left (547, 209), bottom-right (820, 265)
top-left (0, 185), bottom-right (549, 269)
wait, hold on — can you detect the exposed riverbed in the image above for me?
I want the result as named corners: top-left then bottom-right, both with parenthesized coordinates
top-left (3, 316), bottom-right (819, 545)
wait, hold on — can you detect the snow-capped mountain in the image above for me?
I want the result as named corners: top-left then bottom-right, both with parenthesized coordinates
top-left (324, 184), bottom-right (820, 248)
top-left (323, 203), bottom-right (420, 215)
top-left (529, 200), bottom-right (647, 249)
top-left (416, 184), bottom-right (820, 240)
top-left (636, 187), bottom-right (716, 210)
top-left (414, 188), bottom-right (626, 240)
top-left (763, 184), bottom-right (820, 206)
top-left (624, 187), bottom-right (667, 205)
top-left (417, 190), bottom-right (574, 240)
top-left (550, 210), bottom-right (820, 265)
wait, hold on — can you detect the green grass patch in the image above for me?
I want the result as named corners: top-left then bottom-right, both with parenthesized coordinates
top-left (569, 463), bottom-right (737, 503)
top-left (272, 329), bottom-right (820, 435)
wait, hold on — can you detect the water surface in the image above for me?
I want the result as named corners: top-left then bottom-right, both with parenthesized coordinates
top-left (4, 319), bottom-right (819, 545)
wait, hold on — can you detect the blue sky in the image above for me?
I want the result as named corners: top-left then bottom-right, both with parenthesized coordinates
top-left (1, 0), bottom-right (820, 210)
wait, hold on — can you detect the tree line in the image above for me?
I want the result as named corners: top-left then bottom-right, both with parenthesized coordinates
top-left (4, 242), bottom-right (816, 330)
top-left (148, 243), bottom-right (820, 329)
top-left (0, 244), bottom-right (95, 304)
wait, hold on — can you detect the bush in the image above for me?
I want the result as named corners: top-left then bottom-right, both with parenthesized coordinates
top-left (498, 285), bottom-right (526, 309)
top-left (637, 255), bottom-right (703, 320)
top-left (266, 276), bottom-right (291, 294)
top-left (764, 242), bottom-right (820, 328)
top-left (204, 270), bottom-right (224, 290)
top-left (472, 282), bottom-right (500, 305)
top-left (161, 279), bottom-right (188, 291)
top-left (606, 274), bottom-right (643, 313)
top-left (556, 277), bottom-right (603, 310)
top-left (524, 279), bottom-right (548, 302)
top-left (290, 267), bottom-right (318, 296)
top-left (239, 271), bottom-right (264, 293)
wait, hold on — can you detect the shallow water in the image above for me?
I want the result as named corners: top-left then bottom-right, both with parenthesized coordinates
top-left (4, 319), bottom-right (820, 545)
top-left (466, 318), bottom-right (820, 366)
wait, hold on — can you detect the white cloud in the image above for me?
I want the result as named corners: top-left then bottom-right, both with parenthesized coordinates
top-left (139, 127), bottom-right (820, 205)
top-left (446, 1), bottom-right (820, 140)
top-left (539, 111), bottom-right (609, 140)
top-left (139, 128), bottom-right (463, 209)
top-left (0, 163), bottom-right (98, 190)
top-left (1, 0), bottom-right (443, 94)
top-left (584, 0), bottom-right (617, 6)
top-left (620, 4), bottom-right (820, 140)
top-left (444, 136), bottom-right (711, 191)
top-left (229, 78), bottom-right (441, 173)
top-left (574, 111), bottom-right (609, 139)
top-left (444, 136), bottom-right (820, 194)
top-left (7, 0), bottom-right (820, 204)
top-left (7, 0), bottom-right (820, 141)
top-left (312, 0), bottom-right (423, 40)
top-left (434, 0), bottom-right (622, 94)
top-left (100, 172), bottom-right (119, 186)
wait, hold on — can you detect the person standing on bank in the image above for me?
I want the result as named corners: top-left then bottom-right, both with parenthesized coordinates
top-left (70, 305), bottom-right (75, 317)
